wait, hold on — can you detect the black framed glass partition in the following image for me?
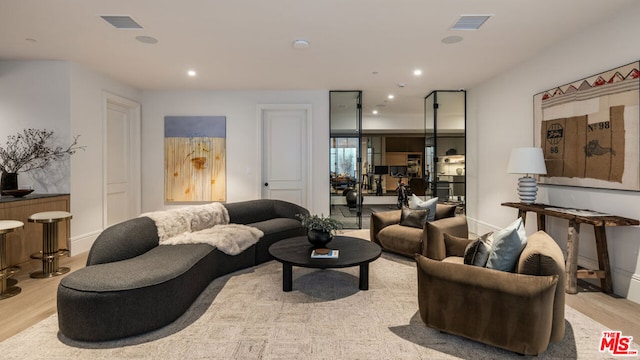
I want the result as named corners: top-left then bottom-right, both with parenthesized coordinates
top-left (424, 90), bottom-right (466, 210)
top-left (330, 91), bottom-right (363, 229)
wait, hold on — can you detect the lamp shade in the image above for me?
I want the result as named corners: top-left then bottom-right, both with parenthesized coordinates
top-left (507, 147), bottom-right (547, 175)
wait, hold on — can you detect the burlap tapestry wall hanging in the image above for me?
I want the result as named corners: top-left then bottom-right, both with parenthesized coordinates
top-left (533, 61), bottom-right (640, 191)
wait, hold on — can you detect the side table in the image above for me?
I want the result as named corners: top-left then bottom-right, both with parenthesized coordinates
top-left (502, 202), bottom-right (639, 294)
top-left (1, 220), bottom-right (24, 299)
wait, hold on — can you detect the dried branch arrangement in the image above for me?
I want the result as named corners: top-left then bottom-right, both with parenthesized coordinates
top-left (0, 128), bottom-right (85, 173)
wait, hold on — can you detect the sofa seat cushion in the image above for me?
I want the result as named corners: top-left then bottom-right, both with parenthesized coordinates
top-left (250, 217), bottom-right (303, 235)
top-left (442, 256), bottom-right (464, 264)
top-left (61, 243), bottom-right (214, 292)
top-left (378, 224), bottom-right (423, 256)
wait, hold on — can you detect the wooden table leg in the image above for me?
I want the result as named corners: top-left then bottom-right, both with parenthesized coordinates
top-left (565, 219), bottom-right (580, 294)
top-left (537, 214), bottom-right (546, 232)
top-left (594, 225), bottom-right (614, 294)
top-left (518, 210), bottom-right (527, 226)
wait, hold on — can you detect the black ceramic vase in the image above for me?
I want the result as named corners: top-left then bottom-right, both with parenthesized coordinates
top-left (1, 172), bottom-right (18, 193)
top-left (307, 229), bottom-right (333, 247)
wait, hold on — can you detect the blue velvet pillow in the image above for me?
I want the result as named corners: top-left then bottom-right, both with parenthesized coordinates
top-left (409, 194), bottom-right (438, 221)
top-left (486, 217), bottom-right (527, 272)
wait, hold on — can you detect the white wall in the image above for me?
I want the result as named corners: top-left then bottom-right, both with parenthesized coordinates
top-left (467, 3), bottom-right (640, 303)
top-left (0, 61), bottom-right (71, 192)
top-left (1, 60), bottom-right (141, 255)
top-left (69, 62), bottom-right (141, 254)
top-left (363, 113), bottom-right (423, 132)
top-left (141, 90), bottom-right (329, 216)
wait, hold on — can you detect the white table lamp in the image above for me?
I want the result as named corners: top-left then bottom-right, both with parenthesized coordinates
top-left (507, 147), bottom-right (547, 204)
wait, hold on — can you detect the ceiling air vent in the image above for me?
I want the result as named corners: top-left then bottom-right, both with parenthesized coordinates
top-left (451, 15), bottom-right (492, 30)
top-left (100, 16), bottom-right (143, 29)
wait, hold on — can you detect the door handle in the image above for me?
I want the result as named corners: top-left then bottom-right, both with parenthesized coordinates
top-left (264, 182), bottom-right (269, 187)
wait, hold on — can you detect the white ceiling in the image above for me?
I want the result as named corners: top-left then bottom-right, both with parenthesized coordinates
top-left (0, 0), bottom-right (635, 116)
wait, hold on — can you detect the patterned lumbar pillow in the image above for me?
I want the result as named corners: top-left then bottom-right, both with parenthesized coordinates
top-left (486, 217), bottom-right (527, 272)
top-left (399, 207), bottom-right (430, 229)
top-left (409, 194), bottom-right (438, 221)
top-left (463, 232), bottom-right (493, 267)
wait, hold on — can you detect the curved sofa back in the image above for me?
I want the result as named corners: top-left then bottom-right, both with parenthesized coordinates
top-left (224, 199), bottom-right (309, 224)
top-left (86, 217), bottom-right (159, 266)
top-left (87, 199), bottom-right (309, 266)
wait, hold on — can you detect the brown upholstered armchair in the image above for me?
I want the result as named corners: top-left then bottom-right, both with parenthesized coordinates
top-left (370, 204), bottom-right (467, 258)
top-left (415, 230), bottom-right (566, 355)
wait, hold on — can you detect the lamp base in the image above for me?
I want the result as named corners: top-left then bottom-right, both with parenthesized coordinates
top-left (517, 176), bottom-right (538, 204)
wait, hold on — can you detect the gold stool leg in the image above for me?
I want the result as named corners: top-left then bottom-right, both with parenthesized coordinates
top-left (0, 234), bottom-right (21, 300)
top-left (30, 222), bottom-right (69, 278)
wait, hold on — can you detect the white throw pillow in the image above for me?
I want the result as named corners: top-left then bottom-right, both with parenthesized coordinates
top-left (485, 217), bottom-right (527, 272)
top-left (409, 194), bottom-right (438, 221)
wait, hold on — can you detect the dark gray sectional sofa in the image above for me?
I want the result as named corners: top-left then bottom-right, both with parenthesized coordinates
top-left (57, 199), bottom-right (308, 342)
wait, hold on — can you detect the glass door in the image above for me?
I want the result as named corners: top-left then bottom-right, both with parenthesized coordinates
top-left (424, 92), bottom-right (435, 198)
top-left (424, 90), bottom-right (466, 211)
top-left (330, 91), bottom-right (362, 229)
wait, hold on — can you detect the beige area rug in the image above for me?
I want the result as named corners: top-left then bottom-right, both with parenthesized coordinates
top-left (0, 230), bottom-right (635, 359)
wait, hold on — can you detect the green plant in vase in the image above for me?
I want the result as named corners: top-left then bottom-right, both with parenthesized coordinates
top-left (296, 213), bottom-right (342, 247)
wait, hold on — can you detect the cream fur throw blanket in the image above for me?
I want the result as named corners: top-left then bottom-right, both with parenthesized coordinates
top-left (141, 203), bottom-right (264, 256)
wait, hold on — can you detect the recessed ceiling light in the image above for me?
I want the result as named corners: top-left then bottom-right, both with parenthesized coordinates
top-left (413, 69), bottom-right (422, 76)
top-left (372, 110), bottom-right (378, 115)
top-left (187, 70), bottom-right (197, 77)
top-left (136, 35), bottom-right (158, 44)
top-left (397, 83), bottom-right (406, 88)
top-left (292, 39), bottom-right (310, 49)
top-left (387, 94), bottom-right (394, 100)
top-left (442, 35), bottom-right (464, 44)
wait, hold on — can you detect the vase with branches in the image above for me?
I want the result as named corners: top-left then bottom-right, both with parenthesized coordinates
top-left (0, 128), bottom-right (85, 192)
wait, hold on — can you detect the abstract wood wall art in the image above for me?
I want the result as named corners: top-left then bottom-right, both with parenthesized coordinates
top-left (534, 61), bottom-right (640, 191)
top-left (164, 116), bottom-right (226, 202)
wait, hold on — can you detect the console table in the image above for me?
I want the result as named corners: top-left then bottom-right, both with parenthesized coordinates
top-left (501, 202), bottom-right (639, 295)
top-left (0, 194), bottom-right (70, 267)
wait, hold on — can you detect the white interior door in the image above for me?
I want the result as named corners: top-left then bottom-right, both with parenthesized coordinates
top-left (106, 102), bottom-right (131, 226)
top-left (261, 106), bottom-right (311, 208)
top-left (104, 94), bottom-right (141, 227)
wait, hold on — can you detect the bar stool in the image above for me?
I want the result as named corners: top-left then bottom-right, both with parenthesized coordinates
top-left (28, 211), bottom-right (72, 278)
top-left (1, 220), bottom-right (24, 299)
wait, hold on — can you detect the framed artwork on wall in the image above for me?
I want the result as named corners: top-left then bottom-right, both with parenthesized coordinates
top-left (164, 116), bottom-right (226, 202)
top-left (533, 61), bottom-right (640, 191)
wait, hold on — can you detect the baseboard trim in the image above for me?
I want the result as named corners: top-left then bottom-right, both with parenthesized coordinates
top-left (69, 230), bottom-right (100, 256)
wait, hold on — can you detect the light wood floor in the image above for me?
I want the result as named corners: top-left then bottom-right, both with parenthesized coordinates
top-left (0, 253), bottom-right (87, 342)
top-left (1, 252), bottom-right (640, 343)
